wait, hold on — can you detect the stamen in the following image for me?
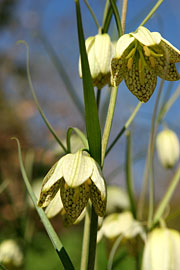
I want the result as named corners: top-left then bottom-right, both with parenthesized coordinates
top-left (125, 47), bottom-right (136, 59)
top-left (64, 183), bottom-right (69, 190)
top-left (61, 208), bottom-right (66, 215)
top-left (127, 57), bottom-right (133, 70)
top-left (149, 56), bottom-right (155, 68)
top-left (143, 46), bottom-right (151, 57)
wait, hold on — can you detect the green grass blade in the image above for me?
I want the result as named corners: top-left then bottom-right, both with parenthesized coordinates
top-left (12, 138), bottom-right (75, 270)
top-left (102, 0), bottom-right (117, 33)
top-left (39, 34), bottom-right (84, 117)
top-left (75, 0), bottom-right (101, 164)
top-left (109, 0), bottom-right (123, 37)
top-left (17, 40), bottom-right (67, 154)
top-left (139, 0), bottom-right (164, 27)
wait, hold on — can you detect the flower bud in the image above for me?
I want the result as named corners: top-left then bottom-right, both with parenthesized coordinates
top-left (79, 33), bottom-right (113, 88)
top-left (142, 228), bottom-right (180, 270)
top-left (0, 240), bottom-right (23, 269)
top-left (156, 128), bottom-right (180, 169)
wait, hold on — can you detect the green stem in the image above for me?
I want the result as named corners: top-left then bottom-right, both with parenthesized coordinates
top-left (80, 205), bottom-right (91, 270)
top-left (121, 0), bottom-right (128, 33)
top-left (139, 0), bottom-right (164, 27)
top-left (87, 207), bottom-right (98, 270)
top-left (17, 40), bottom-right (67, 154)
top-left (109, 0), bottom-right (123, 37)
top-left (13, 138), bottom-right (74, 269)
top-left (107, 235), bottom-right (123, 270)
top-left (84, 0), bottom-right (100, 29)
top-left (96, 89), bottom-right (102, 111)
top-left (106, 102), bottom-right (142, 156)
top-left (153, 164), bottom-right (180, 225)
top-left (39, 34), bottom-right (84, 117)
top-left (101, 86), bottom-right (118, 166)
top-left (125, 131), bottom-right (136, 218)
top-left (102, 0), bottom-right (117, 33)
top-left (157, 84), bottom-right (180, 123)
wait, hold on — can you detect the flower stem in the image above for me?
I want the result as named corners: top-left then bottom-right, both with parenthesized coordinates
top-left (125, 131), bottom-right (136, 218)
top-left (139, 0), bottom-right (164, 27)
top-left (87, 207), bottom-right (98, 270)
top-left (153, 164), bottom-right (180, 225)
top-left (80, 205), bottom-right (91, 270)
top-left (121, 0), bottom-right (128, 33)
top-left (101, 86), bottom-right (118, 166)
top-left (106, 102), bottom-right (142, 156)
top-left (83, 0), bottom-right (100, 29)
top-left (157, 84), bottom-right (180, 123)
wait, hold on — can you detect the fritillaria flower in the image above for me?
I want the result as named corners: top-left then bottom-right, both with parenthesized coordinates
top-left (142, 228), bottom-right (180, 270)
top-left (0, 240), bottom-right (23, 270)
top-left (79, 33), bottom-right (114, 88)
top-left (111, 26), bottom-right (180, 102)
top-left (98, 211), bottom-right (145, 241)
top-left (38, 150), bottom-right (106, 225)
top-left (156, 128), bottom-right (180, 169)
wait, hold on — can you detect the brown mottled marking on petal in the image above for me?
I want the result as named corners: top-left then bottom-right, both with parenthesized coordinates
top-left (153, 57), bottom-right (180, 81)
top-left (160, 39), bottom-right (180, 63)
top-left (38, 180), bottom-right (61, 207)
top-left (90, 181), bottom-right (106, 217)
top-left (60, 179), bottom-right (89, 225)
top-left (124, 61), bottom-right (157, 102)
top-left (111, 58), bottom-right (126, 86)
top-left (93, 72), bottom-right (111, 89)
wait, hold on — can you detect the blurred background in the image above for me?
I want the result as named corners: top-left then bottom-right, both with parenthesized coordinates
top-left (1, 0), bottom-right (180, 269)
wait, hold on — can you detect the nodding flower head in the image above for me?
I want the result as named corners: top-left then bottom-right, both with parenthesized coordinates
top-left (111, 26), bottom-right (180, 102)
top-left (38, 150), bottom-right (106, 225)
top-left (79, 33), bottom-right (114, 89)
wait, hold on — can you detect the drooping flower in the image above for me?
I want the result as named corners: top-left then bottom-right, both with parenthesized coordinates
top-left (38, 150), bottom-right (106, 225)
top-left (156, 128), bottom-right (180, 169)
top-left (142, 228), bottom-right (180, 270)
top-left (0, 239), bottom-right (24, 270)
top-left (111, 26), bottom-right (180, 102)
top-left (97, 211), bottom-right (145, 242)
top-left (79, 33), bottom-right (114, 89)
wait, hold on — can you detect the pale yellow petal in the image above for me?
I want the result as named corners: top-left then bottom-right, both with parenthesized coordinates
top-left (124, 61), bottom-right (157, 102)
top-left (38, 179), bottom-right (61, 208)
top-left (62, 151), bottom-right (93, 187)
top-left (43, 159), bottom-right (63, 191)
top-left (45, 191), bottom-right (63, 218)
top-left (95, 33), bottom-right (112, 74)
top-left (132, 26), bottom-right (161, 46)
top-left (91, 159), bottom-right (106, 200)
top-left (115, 34), bottom-right (135, 58)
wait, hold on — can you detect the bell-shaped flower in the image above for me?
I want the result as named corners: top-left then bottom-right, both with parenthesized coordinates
top-left (156, 128), bottom-right (180, 169)
top-left (79, 33), bottom-right (114, 89)
top-left (142, 228), bottom-right (180, 270)
top-left (0, 239), bottom-right (24, 269)
top-left (38, 150), bottom-right (106, 225)
top-left (97, 211), bottom-right (145, 242)
top-left (111, 26), bottom-right (180, 102)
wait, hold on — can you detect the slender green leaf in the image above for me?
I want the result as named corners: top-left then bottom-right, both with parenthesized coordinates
top-left (139, 0), bottom-right (164, 27)
top-left (109, 0), bottom-right (123, 37)
top-left (17, 40), bottom-right (67, 154)
top-left (12, 138), bottom-right (74, 270)
top-left (102, 0), bottom-right (117, 33)
top-left (125, 131), bottom-right (136, 218)
top-left (66, 127), bottom-right (89, 153)
top-left (39, 34), bottom-right (84, 117)
top-left (75, 0), bottom-right (101, 164)
top-left (153, 164), bottom-right (180, 225)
